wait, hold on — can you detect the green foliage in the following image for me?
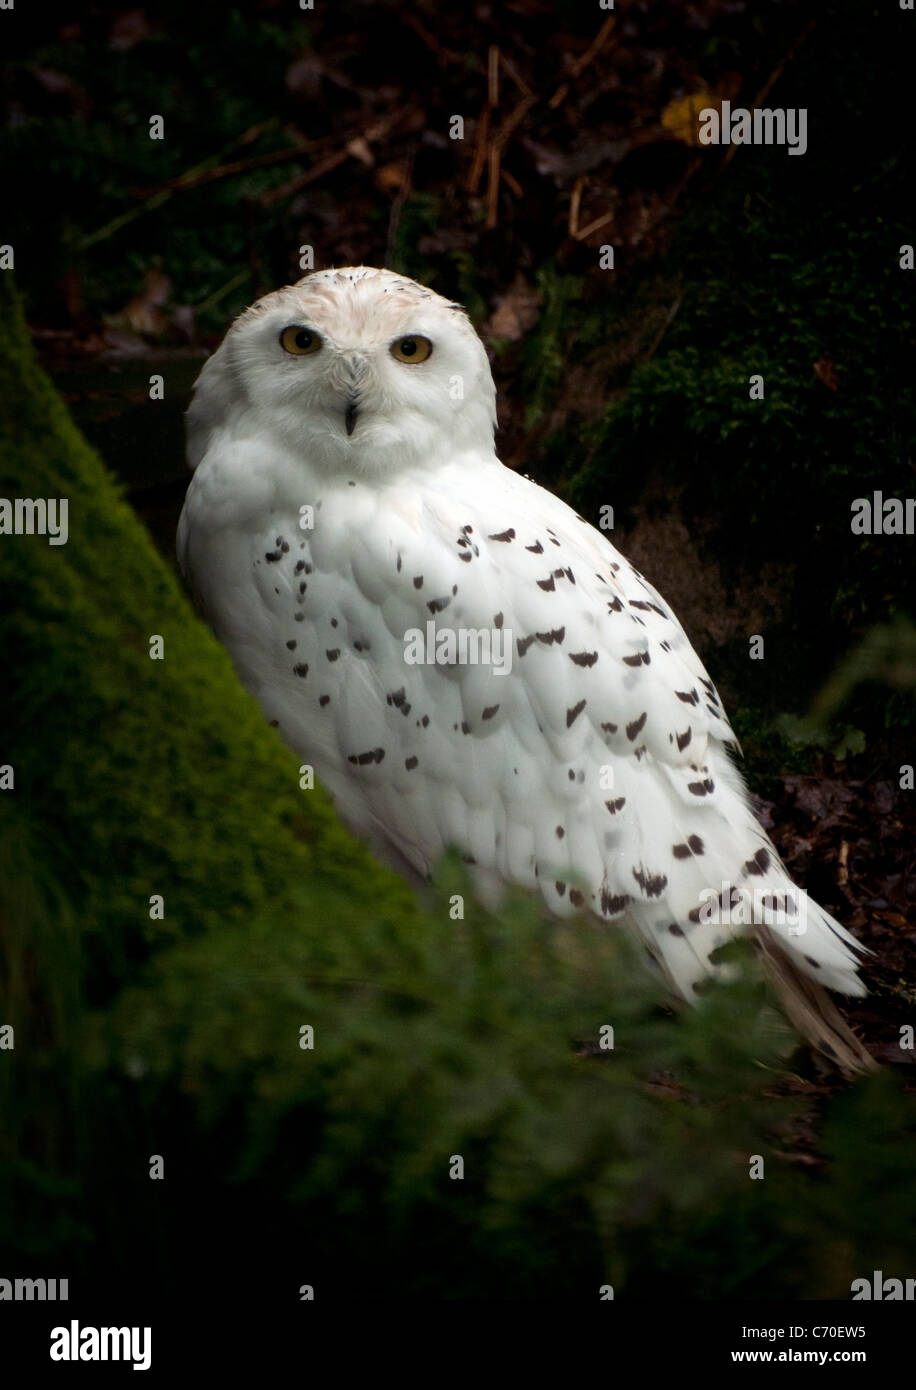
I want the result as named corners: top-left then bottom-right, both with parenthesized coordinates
top-left (519, 265), bottom-right (582, 431)
top-left (727, 708), bottom-right (819, 794)
top-left (92, 867), bottom-right (795, 1296)
top-left (773, 618), bottom-right (916, 759)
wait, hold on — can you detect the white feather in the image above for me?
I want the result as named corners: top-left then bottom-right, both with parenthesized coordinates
top-left (179, 266), bottom-right (867, 1004)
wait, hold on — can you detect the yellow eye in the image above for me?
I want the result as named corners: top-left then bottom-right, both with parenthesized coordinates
top-left (390, 335), bottom-right (432, 363)
top-left (279, 325), bottom-right (322, 356)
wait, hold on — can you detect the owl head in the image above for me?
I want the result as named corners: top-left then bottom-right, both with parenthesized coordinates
top-left (186, 266), bottom-right (498, 478)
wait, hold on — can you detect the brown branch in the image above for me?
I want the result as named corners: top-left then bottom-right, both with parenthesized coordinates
top-left (132, 141), bottom-right (316, 199)
top-left (500, 166), bottom-right (523, 198)
top-left (384, 146), bottom-right (416, 269)
top-left (549, 14), bottom-right (616, 109)
top-left (491, 92), bottom-right (537, 154)
top-left (259, 147), bottom-right (351, 208)
top-left (467, 104), bottom-right (490, 195)
top-left (498, 51), bottom-right (533, 100)
top-left (567, 176), bottom-right (584, 238)
top-left (573, 209), bottom-right (615, 241)
top-left (720, 18), bottom-right (817, 170)
top-left (644, 293), bottom-right (683, 361)
top-left (259, 112), bottom-right (409, 208)
top-left (488, 44), bottom-right (500, 107)
top-left (568, 174), bottom-right (614, 241)
top-left (486, 145), bottom-right (501, 228)
top-left (401, 11), bottom-right (467, 67)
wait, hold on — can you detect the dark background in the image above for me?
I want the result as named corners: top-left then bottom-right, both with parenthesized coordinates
top-left (1, 0), bottom-right (915, 1323)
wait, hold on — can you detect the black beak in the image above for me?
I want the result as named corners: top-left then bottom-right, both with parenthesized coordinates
top-left (345, 400), bottom-right (358, 436)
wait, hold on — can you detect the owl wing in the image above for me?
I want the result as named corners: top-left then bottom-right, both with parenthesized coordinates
top-left (296, 458), bottom-right (865, 999)
top-left (179, 445), bottom-right (865, 1000)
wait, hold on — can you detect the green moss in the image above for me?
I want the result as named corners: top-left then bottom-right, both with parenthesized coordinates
top-left (0, 275), bottom-right (418, 983)
top-left (518, 265), bottom-right (583, 430)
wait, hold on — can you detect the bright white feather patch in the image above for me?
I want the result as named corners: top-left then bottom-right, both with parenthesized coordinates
top-left (178, 266), bottom-right (866, 1001)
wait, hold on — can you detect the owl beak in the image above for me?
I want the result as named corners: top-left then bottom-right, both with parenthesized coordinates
top-left (344, 398), bottom-right (358, 436)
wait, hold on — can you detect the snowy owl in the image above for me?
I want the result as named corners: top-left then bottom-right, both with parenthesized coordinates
top-left (178, 266), bottom-right (872, 1069)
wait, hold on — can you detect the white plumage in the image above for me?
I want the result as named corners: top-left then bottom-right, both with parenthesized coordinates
top-left (178, 266), bottom-right (867, 1016)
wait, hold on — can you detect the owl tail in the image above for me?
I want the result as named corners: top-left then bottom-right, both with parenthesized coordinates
top-left (755, 926), bottom-right (878, 1076)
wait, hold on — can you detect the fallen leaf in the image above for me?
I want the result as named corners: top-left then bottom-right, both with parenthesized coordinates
top-left (660, 89), bottom-right (716, 146)
top-left (345, 135), bottom-right (374, 168)
top-left (114, 267), bottom-right (172, 337)
top-left (486, 275), bottom-right (542, 341)
top-left (285, 54), bottom-right (324, 100)
top-left (814, 357), bottom-right (839, 391)
top-left (374, 161), bottom-right (409, 194)
top-left (109, 9), bottom-right (154, 51)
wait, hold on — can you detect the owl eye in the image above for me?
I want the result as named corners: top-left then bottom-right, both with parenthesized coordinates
top-left (280, 325), bottom-right (322, 356)
top-left (390, 335), bottom-right (432, 363)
